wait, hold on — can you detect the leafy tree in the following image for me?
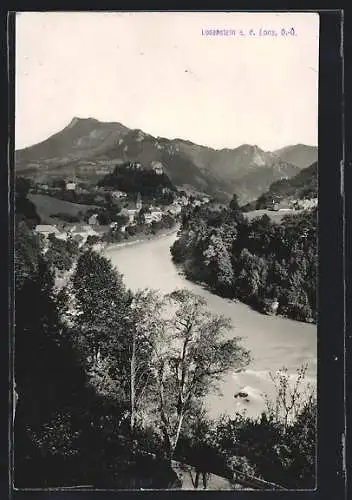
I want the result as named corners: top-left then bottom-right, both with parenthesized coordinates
top-left (45, 234), bottom-right (79, 273)
top-left (15, 221), bottom-right (42, 289)
top-left (97, 210), bottom-right (111, 225)
top-left (126, 225), bottom-right (138, 237)
top-left (70, 249), bottom-right (130, 362)
top-left (16, 176), bottom-right (32, 197)
top-left (15, 179), bottom-right (41, 228)
top-left (283, 395), bottom-right (317, 488)
top-left (14, 228), bottom-right (89, 487)
top-left (51, 178), bottom-right (66, 189)
top-left (203, 231), bottom-right (233, 295)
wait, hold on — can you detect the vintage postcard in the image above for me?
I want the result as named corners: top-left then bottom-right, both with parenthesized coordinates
top-left (13, 11), bottom-right (320, 491)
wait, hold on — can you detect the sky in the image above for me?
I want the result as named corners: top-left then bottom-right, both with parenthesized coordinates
top-left (15, 12), bottom-right (319, 151)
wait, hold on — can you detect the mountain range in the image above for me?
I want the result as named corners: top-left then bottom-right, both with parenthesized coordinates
top-left (15, 117), bottom-right (318, 204)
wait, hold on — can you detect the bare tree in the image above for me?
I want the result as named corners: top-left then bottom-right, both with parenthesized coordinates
top-left (264, 363), bottom-right (315, 434)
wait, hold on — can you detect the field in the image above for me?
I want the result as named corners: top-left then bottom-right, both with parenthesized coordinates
top-left (28, 193), bottom-right (98, 223)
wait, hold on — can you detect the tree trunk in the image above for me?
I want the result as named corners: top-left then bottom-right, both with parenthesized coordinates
top-left (194, 470), bottom-right (200, 489)
top-left (171, 412), bottom-right (184, 456)
top-left (158, 363), bottom-right (173, 463)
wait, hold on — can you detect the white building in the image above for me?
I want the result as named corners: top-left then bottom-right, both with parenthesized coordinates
top-left (68, 224), bottom-right (99, 245)
top-left (149, 210), bottom-right (163, 222)
top-left (66, 182), bottom-right (76, 191)
top-left (127, 209), bottom-right (137, 224)
top-left (112, 190), bottom-right (128, 199)
top-left (34, 225), bottom-right (60, 237)
top-left (167, 203), bottom-right (182, 215)
top-left (291, 198), bottom-right (318, 210)
top-left (88, 213), bottom-right (99, 225)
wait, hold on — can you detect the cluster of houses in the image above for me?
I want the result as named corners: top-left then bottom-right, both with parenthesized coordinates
top-left (289, 198), bottom-right (318, 210)
top-left (33, 223), bottom-right (102, 246)
top-left (269, 197), bottom-right (318, 212)
top-left (33, 190), bottom-right (211, 244)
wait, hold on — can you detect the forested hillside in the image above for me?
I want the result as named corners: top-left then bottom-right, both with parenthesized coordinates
top-left (243, 162), bottom-right (318, 211)
top-left (171, 197), bottom-right (317, 323)
top-left (98, 161), bottom-right (175, 196)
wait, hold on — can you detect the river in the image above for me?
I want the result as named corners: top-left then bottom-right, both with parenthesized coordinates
top-left (104, 232), bottom-right (317, 420)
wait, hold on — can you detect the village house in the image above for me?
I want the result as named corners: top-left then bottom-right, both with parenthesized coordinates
top-left (88, 213), bottom-right (99, 226)
top-left (167, 203), bottom-right (182, 215)
top-left (149, 210), bottom-right (163, 222)
top-left (68, 224), bottom-right (99, 245)
top-left (126, 161), bottom-right (142, 171)
top-left (111, 190), bottom-right (128, 199)
top-left (118, 208), bottom-right (138, 224)
top-left (34, 224), bottom-right (60, 238)
top-left (127, 209), bottom-right (138, 223)
top-left (96, 167), bottom-right (111, 175)
top-left (65, 181), bottom-right (77, 191)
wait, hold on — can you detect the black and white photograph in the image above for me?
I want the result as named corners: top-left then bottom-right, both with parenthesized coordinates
top-left (13, 11), bottom-right (319, 490)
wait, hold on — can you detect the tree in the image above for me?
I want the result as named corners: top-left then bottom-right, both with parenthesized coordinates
top-left (51, 178), bottom-right (66, 189)
top-left (151, 289), bottom-right (251, 462)
top-left (15, 221), bottom-right (42, 289)
top-left (229, 193), bottom-right (240, 212)
top-left (264, 364), bottom-right (313, 434)
top-left (45, 234), bottom-right (80, 273)
top-left (284, 395), bottom-right (317, 488)
top-left (115, 213), bottom-right (129, 229)
top-left (135, 210), bottom-right (146, 226)
top-left (234, 249), bottom-right (268, 301)
top-left (14, 229), bottom-right (88, 487)
top-left (97, 210), bottom-right (111, 225)
top-left (15, 179), bottom-right (41, 228)
top-left (124, 290), bottom-right (166, 435)
top-left (203, 231), bottom-right (233, 295)
top-left (71, 249), bottom-right (130, 361)
top-left (16, 176), bottom-right (31, 197)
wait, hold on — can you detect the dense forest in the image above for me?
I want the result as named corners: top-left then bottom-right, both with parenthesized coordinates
top-left (13, 188), bottom-right (317, 490)
top-left (98, 162), bottom-right (175, 197)
top-left (171, 196), bottom-right (317, 323)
